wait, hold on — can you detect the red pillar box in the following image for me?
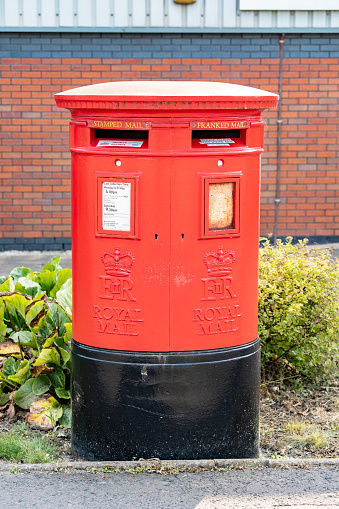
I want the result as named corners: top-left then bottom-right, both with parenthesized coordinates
top-left (55, 82), bottom-right (278, 460)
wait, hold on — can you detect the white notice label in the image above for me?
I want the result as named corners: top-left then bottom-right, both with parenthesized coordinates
top-left (199, 138), bottom-right (236, 147)
top-left (97, 140), bottom-right (143, 148)
top-left (102, 182), bottom-right (131, 231)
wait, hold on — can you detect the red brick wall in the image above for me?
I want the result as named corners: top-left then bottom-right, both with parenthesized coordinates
top-left (1, 57), bottom-right (338, 242)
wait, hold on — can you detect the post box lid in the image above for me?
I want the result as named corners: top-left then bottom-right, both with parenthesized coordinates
top-left (54, 81), bottom-right (278, 111)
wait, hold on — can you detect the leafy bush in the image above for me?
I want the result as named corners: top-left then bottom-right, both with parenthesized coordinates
top-left (0, 256), bottom-right (72, 429)
top-left (259, 237), bottom-right (339, 382)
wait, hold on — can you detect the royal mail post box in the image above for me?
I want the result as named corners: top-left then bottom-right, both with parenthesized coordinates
top-left (55, 81), bottom-right (278, 461)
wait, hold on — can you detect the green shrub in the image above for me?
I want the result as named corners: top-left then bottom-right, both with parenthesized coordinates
top-left (0, 256), bottom-right (72, 428)
top-left (259, 237), bottom-right (339, 382)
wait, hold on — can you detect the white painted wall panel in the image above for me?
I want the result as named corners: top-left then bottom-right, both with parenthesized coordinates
top-left (186, 0), bottom-right (201, 27)
top-left (150, 0), bottom-right (164, 27)
top-left (167, 0), bottom-right (183, 27)
top-left (78, 0), bottom-right (93, 27)
top-left (95, 0), bottom-right (111, 27)
top-left (59, 0), bottom-right (74, 26)
top-left (113, 0), bottom-right (129, 26)
top-left (4, 0), bottom-right (20, 26)
top-left (132, 0), bottom-right (147, 27)
top-left (222, 0), bottom-right (237, 28)
top-left (41, 0), bottom-right (56, 26)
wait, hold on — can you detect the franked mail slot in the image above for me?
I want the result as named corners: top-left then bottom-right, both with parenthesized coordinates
top-left (192, 129), bottom-right (244, 149)
top-left (93, 129), bottom-right (148, 149)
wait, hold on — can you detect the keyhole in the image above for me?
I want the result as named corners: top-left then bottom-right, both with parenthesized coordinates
top-left (181, 233), bottom-right (184, 239)
top-left (155, 234), bottom-right (158, 240)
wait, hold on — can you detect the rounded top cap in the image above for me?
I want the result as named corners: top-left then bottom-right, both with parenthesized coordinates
top-left (54, 80), bottom-right (278, 111)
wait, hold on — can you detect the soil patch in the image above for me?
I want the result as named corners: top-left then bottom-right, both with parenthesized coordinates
top-left (260, 384), bottom-right (339, 459)
top-left (0, 385), bottom-right (338, 462)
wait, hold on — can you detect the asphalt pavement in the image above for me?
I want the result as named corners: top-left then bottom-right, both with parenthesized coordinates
top-left (1, 466), bottom-right (338, 508)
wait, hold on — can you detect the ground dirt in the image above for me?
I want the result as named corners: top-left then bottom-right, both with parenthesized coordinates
top-left (0, 385), bottom-right (338, 462)
top-left (260, 383), bottom-right (339, 459)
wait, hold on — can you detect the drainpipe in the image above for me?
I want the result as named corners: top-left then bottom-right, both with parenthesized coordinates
top-left (273, 34), bottom-right (285, 246)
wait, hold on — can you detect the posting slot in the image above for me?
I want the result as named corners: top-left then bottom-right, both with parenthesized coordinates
top-left (93, 129), bottom-right (149, 149)
top-left (192, 129), bottom-right (244, 149)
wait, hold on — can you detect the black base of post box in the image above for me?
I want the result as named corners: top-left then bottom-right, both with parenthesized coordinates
top-left (71, 338), bottom-right (261, 461)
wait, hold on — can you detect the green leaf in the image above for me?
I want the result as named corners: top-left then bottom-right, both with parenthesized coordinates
top-left (34, 347), bottom-right (61, 367)
top-left (50, 269), bottom-right (72, 299)
top-left (0, 306), bottom-right (7, 340)
top-left (46, 302), bottom-right (71, 335)
top-left (15, 277), bottom-right (41, 298)
top-left (0, 392), bottom-right (10, 406)
top-left (56, 279), bottom-right (72, 314)
top-left (8, 359), bottom-right (30, 385)
top-left (64, 322), bottom-right (72, 345)
top-left (10, 331), bottom-right (36, 347)
top-left (3, 357), bottom-right (16, 379)
top-left (2, 294), bottom-right (32, 320)
top-left (59, 404), bottom-right (71, 428)
top-left (32, 375), bottom-right (51, 396)
top-left (0, 277), bottom-right (15, 292)
top-left (42, 256), bottom-right (61, 272)
top-left (10, 267), bottom-right (32, 284)
top-left (54, 337), bottom-right (71, 365)
top-left (27, 394), bottom-right (63, 429)
top-left (37, 271), bottom-right (58, 293)
top-left (26, 299), bottom-right (45, 325)
top-left (43, 332), bottom-right (57, 348)
top-left (47, 365), bottom-right (65, 389)
top-left (14, 378), bottom-right (36, 410)
top-left (55, 387), bottom-right (70, 399)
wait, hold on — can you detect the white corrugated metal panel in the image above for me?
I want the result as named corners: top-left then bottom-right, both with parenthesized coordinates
top-left (222, 0), bottom-right (237, 28)
top-left (294, 11), bottom-right (310, 28)
top-left (41, 0), bottom-right (57, 27)
top-left (78, 0), bottom-right (94, 27)
top-left (185, 0), bottom-right (202, 28)
top-left (330, 11), bottom-right (339, 27)
top-left (313, 11), bottom-right (328, 28)
top-left (150, 0), bottom-right (164, 27)
top-left (240, 0), bottom-right (339, 9)
top-left (1, 0), bottom-right (339, 29)
top-left (113, 0), bottom-right (129, 26)
top-left (276, 11), bottom-right (291, 28)
top-left (23, 0), bottom-right (38, 26)
top-left (204, 0), bottom-right (220, 28)
top-left (59, 0), bottom-right (74, 27)
top-left (95, 0), bottom-right (112, 27)
top-left (4, 0), bottom-right (20, 26)
top-left (240, 11), bottom-right (255, 28)
top-left (167, 0), bottom-right (184, 28)
top-left (132, 0), bottom-right (147, 27)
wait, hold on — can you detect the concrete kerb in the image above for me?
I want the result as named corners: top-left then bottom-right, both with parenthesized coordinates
top-left (0, 457), bottom-right (338, 473)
